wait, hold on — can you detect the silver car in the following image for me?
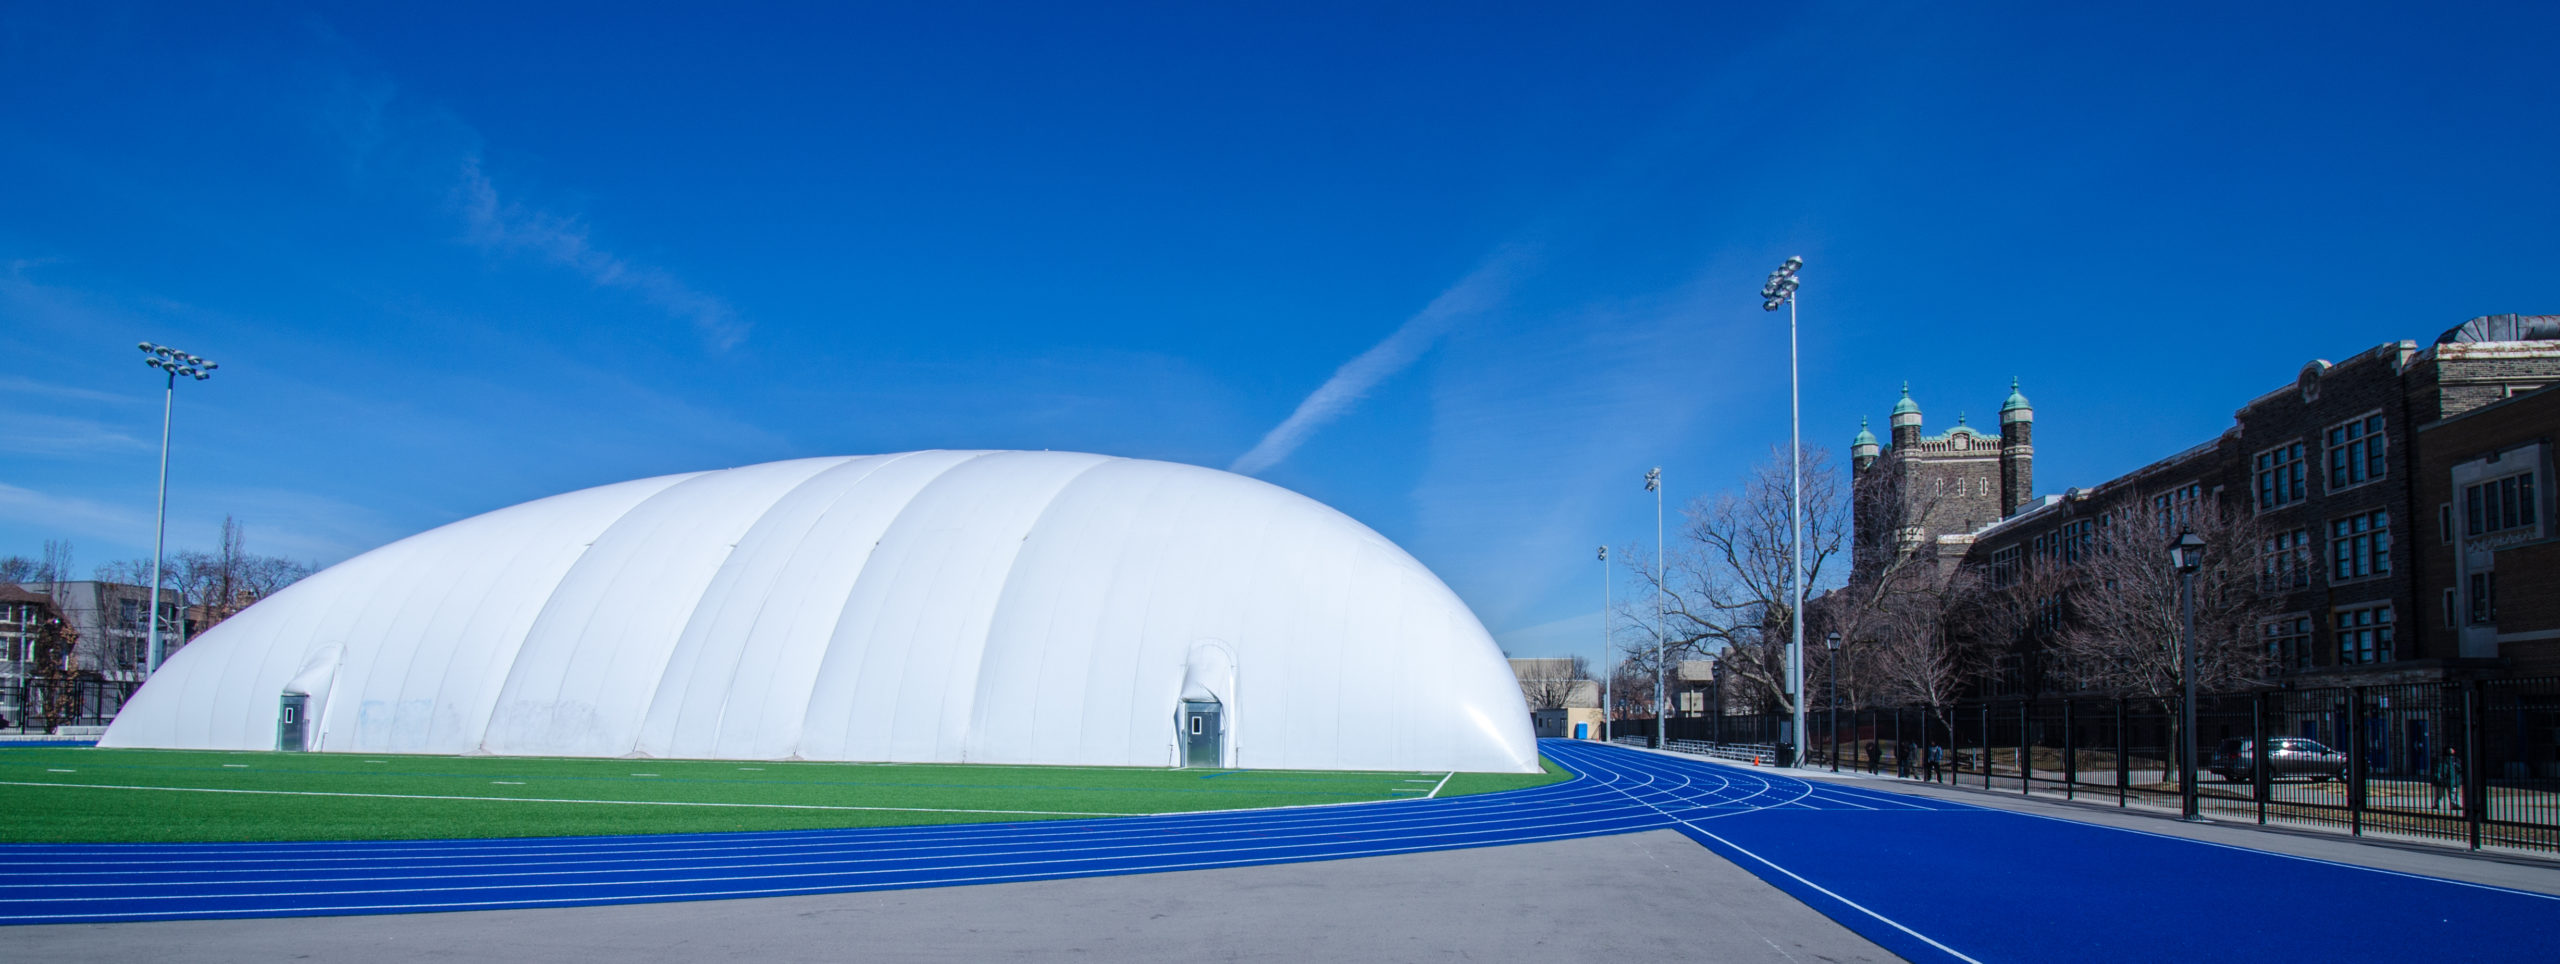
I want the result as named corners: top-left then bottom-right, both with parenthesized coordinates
top-left (2211, 737), bottom-right (2347, 782)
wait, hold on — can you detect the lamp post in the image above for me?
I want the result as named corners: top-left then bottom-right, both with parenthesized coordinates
top-left (1644, 467), bottom-right (1665, 749)
top-left (138, 342), bottom-right (216, 676)
top-left (1826, 631), bottom-right (1841, 772)
top-left (2170, 529), bottom-right (2207, 822)
top-left (1762, 256), bottom-right (1805, 766)
top-left (1598, 545), bottom-right (1611, 743)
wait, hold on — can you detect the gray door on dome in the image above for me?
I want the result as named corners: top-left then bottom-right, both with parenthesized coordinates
top-left (1181, 700), bottom-right (1222, 768)
top-left (277, 693), bottom-right (309, 752)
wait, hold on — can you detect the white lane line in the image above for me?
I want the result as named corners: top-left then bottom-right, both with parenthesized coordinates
top-left (1688, 825), bottom-right (1985, 964)
top-left (1425, 772), bottom-right (1455, 799)
top-left (0, 779), bottom-right (1619, 872)
top-left (0, 781), bottom-right (1136, 818)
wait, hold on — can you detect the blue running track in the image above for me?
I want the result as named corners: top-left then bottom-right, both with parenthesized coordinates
top-left (4, 740), bottom-right (2552, 961)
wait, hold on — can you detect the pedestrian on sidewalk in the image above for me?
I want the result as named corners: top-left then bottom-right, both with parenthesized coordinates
top-left (2432, 747), bottom-right (2463, 810)
top-left (1925, 743), bottom-right (1944, 782)
top-left (1864, 740), bottom-right (1878, 774)
top-left (1897, 740), bottom-right (1914, 778)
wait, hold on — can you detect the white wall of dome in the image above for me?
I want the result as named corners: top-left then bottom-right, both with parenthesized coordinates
top-left (100, 451), bottom-right (1541, 774)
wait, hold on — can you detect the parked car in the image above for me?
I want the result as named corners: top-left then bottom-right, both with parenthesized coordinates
top-left (2210, 737), bottom-right (2347, 782)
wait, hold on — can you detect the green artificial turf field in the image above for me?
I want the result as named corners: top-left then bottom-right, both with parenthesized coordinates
top-left (0, 747), bottom-right (1567, 843)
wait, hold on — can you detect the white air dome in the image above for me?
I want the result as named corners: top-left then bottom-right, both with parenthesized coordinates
top-left (102, 451), bottom-right (1540, 773)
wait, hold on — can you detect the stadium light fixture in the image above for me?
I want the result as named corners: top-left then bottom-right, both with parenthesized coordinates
top-left (139, 341), bottom-right (217, 675)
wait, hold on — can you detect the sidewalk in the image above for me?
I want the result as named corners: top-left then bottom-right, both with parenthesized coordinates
top-left (1775, 756), bottom-right (2560, 896)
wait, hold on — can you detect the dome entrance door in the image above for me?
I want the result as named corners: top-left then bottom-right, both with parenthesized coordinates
top-left (1180, 699), bottom-right (1222, 768)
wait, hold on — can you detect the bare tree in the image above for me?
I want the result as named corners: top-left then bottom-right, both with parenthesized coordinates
top-left (25, 592), bottom-right (84, 731)
top-left (2047, 498), bottom-right (2277, 705)
top-left (1863, 569), bottom-right (1995, 740)
top-left (0, 556), bottom-right (34, 583)
top-left (1816, 448), bottom-right (1974, 709)
top-left (1627, 447), bottom-right (1848, 720)
top-left (96, 518), bottom-right (314, 631)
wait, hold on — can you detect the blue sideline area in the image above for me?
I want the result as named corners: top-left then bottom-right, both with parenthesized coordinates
top-left (1545, 740), bottom-right (2555, 963)
top-left (2, 740), bottom-right (2550, 961)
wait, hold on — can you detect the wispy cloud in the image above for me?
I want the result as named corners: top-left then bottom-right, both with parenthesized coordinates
top-left (453, 157), bottom-right (748, 351)
top-left (0, 414), bottom-right (150, 458)
top-left (1229, 246), bottom-right (1533, 476)
top-left (0, 375), bottom-right (135, 406)
top-left (0, 482), bottom-right (145, 540)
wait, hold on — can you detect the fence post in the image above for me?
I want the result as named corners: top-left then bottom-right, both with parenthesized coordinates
top-left (2063, 699), bottom-right (2076, 801)
top-left (2465, 680), bottom-right (2484, 851)
top-left (2253, 692), bottom-right (2267, 826)
top-left (2019, 700), bottom-right (2031, 797)
top-left (2349, 686), bottom-right (2366, 838)
top-left (2116, 698), bottom-right (2128, 808)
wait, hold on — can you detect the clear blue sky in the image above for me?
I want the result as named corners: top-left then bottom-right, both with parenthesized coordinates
top-left (5, 2), bottom-right (2554, 658)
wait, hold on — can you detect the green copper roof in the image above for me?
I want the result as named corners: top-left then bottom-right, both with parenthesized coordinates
top-left (2001, 376), bottom-right (2032, 413)
top-left (1851, 416), bottom-right (1878, 448)
top-left (1890, 382), bottom-right (1920, 416)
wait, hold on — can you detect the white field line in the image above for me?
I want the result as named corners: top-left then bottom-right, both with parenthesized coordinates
top-left (1425, 772), bottom-right (1455, 798)
top-left (1689, 825), bottom-right (1986, 964)
top-left (0, 781), bottom-right (1136, 818)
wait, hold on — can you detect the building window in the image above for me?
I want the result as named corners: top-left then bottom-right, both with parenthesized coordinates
top-left (2440, 503), bottom-right (2454, 544)
top-left (2330, 510), bottom-right (2391, 582)
top-left (2060, 520), bottom-right (2094, 564)
top-left (2255, 443), bottom-right (2306, 510)
top-left (2155, 482), bottom-right (2203, 536)
top-left (2464, 472), bottom-right (2539, 536)
top-left (2468, 572), bottom-right (2498, 624)
top-left (1990, 545), bottom-right (2021, 587)
top-left (2259, 529), bottom-right (2310, 592)
top-left (2263, 615), bottom-right (2312, 671)
top-left (2324, 413), bottom-right (2387, 491)
top-left (2444, 587), bottom-right (2458, 629)
top-left (2335, 603), bottom-right (2395, 665)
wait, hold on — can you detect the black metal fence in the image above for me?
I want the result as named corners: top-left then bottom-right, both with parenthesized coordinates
top-left (2, 678), bottom-right (140, 733)
top-left (1614, 676), bottom-right (2560, 856)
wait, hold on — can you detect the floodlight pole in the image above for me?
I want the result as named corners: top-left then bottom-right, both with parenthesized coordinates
top-left (138, 342), bottom-right (215, 677)
top-left (1646, 468), bottom-right (1666, 748)
top-left (1599, 545), bottom-right (1611, 742)
top-left (1762, 257), bottom-right (1807, 767)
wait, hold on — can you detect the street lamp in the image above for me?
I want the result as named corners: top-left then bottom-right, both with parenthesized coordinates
top-left (138, 342), bottom-right (216, 676)
top-left (1762, 256), bottom-right (1806, 766)
top-left (2170, 529), bottom-right (2207, 822)
top-left (1826, 630), bottom-right (1841, 772)
top-left (1598, 545), bottom-right (1611, 743)
top-left (1644, 467), bottom-right (1665, 749)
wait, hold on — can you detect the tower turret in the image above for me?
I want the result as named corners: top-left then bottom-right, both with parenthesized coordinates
top-left (1851, 417), bottom-right (1880, 471)
top-left (2000, 377), bottom-right (2034, 516)
top-left (1889, 383), bottom-right (1922, 448)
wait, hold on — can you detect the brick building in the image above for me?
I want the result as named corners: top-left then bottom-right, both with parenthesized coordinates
top-left (1853, 314), bottom-right (2559, 693)
top-left (2417, 381), bottom-right (2559, 677)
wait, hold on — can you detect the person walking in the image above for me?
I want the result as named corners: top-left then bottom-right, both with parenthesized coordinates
top-left (2433, 747), bottom-right (2463, 810)
top-left (1925, 742), bottom-right (1944, 782)
top-left (1897, 740), bottom-right (1914, 778)
top-left (1864, 740), bottom-right (1878, 774)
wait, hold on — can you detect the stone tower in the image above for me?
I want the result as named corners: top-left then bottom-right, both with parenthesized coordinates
top-left (1999, 377), bottom-right (2034, 517)
top-left (1850, 381), bottom-right (2038, 583)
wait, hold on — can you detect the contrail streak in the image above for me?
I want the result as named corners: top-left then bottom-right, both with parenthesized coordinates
top-left (1230, 248), bottom-right (1528, 475)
